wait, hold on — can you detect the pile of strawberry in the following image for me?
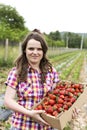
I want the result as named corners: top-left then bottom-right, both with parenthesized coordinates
top-left (35, 81), bottom-right (84, 117)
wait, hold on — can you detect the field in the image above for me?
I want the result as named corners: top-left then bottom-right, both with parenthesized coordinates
top-left (0, 46), bottom-right (87, 129)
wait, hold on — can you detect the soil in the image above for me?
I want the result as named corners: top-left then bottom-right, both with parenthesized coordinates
top-left (79, 57), bottom-right (87, 83)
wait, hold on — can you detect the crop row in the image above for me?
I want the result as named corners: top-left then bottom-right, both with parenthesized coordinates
top-left (50, 50), bottom-right (87, 82)
top-left (49, 50), bottom-right (79, 64)
top-left (60, 52), bottom-right (84, 81)
top-left (55, 53), bottom-right (80, 71)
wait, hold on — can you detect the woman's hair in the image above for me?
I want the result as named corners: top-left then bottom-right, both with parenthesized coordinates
top-left (15, 29), bottom-right (52, 83)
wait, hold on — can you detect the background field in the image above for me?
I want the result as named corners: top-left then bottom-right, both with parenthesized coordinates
top-left (0, 46), bottom-right (87, 101)
top-left (0, 45), bottom-right (87, 92)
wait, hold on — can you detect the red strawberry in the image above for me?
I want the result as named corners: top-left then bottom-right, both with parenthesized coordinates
top-left (49, 99), bottom-right (56, 105)
top-left (52, 110), bottom-right (58, 117)
top-left (48, 93), bottom-right (56, 100)
top-left (45, 106), bottom-right (53, 114)
top-left (35, 104), bottom-right (43, 110)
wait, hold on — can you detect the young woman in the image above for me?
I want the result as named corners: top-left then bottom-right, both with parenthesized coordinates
top-left (4, 29), bottom-right (59, 130)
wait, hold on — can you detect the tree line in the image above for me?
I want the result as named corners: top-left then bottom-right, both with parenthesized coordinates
top-left (0, 3), bottom-right (87, 48)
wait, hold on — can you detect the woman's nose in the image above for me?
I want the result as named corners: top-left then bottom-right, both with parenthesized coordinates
top-left (33, 49), bottom-right (38, 53)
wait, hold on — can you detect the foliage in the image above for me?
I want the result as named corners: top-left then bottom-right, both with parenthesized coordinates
top-left (63, 124), bottom-right (71, 130)
top-left (0, 4), bottom-right (29, 42)
top-left (83, 35), bottom-right (87, 49)
top-left (0, 121), bottom-right (11, 130)
top-left (0, 45), bottom-right (19, 67)
top-left (68, 33), bottom-right (81, 48)
top-left (0, 4), bottom-right (25, 30)
top-left (48, 30), bottom-right (61, 41)
top-left (46, 31), bottom-right (87, 49)
top-left (62, 32), bottom-right (82, 48)
top-left (45, 34), bottom-right (65, 47)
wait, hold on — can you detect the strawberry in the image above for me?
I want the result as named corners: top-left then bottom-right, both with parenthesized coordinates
top-left (45, 106), bottom-right (53, 114)
top-left (80, 88), bottom-right (84, 93)
top-left (35, 104), bottom-right (43, 110)
top-left (53, 88), bottom-right (59, 95)
top-left (53, 104), bottom-right (58, 110)
top-left (67, 102), bottom-right (72, 107)
top-left (59, 90), bottom-right (66, 95)
top-left (57, 103), bottom-right (63, 108)
top-left (74, 84), bottom-right (80, 88)
top-left (52, 110), bottom-right (58, 117)
top-left (57, 107), bottom-right (64, 113)
top-left (48, 93), bottom-right (56, 100)
top-left (63, 104), bottom-right (68, 110)
top-left (59, 94), bottom-right (65, 99)
top-left (57, 98), bottom-right (64, 104)
top-left (49, 99), bottom-right (56, 105)
top-left (70, 97), bottom-right (76, 103)
top-left (68, 92), bottom-right (74, 97)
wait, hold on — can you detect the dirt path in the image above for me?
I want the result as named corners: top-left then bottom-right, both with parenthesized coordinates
top-left (79, 57), bottom-right (87, 83)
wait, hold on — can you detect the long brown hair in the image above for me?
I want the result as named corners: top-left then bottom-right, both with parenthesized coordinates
top-left (15, 29), bottom-right (52, 83)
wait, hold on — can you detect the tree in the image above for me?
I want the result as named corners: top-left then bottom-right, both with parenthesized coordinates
top-left (0, 4), bottom-right (25, 30)
top-left (62, 32), bottom-right (81, 48)
top-left (0, 4), bottom-right (29, 42)
top-left (48, 31), bottom-right (61, 41)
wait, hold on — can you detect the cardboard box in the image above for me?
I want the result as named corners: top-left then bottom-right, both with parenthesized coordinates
top-left (40, 86), bottom-right (87, 130)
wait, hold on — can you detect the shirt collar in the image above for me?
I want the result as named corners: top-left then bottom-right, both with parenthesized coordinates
top-left (27, 64), bottom-right (34, 73)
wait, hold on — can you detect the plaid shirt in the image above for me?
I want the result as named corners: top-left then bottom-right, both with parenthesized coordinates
top-left (5, 66), bottom-right (59, 130)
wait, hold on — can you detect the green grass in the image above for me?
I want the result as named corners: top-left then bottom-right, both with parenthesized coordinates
top-left (0, 45), bottom-right (19, 67)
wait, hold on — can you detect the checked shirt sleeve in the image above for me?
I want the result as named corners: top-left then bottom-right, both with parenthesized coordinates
top-left (5, 67), bottom-right (18, 89)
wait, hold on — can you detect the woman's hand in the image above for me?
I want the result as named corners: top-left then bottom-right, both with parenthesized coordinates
top-left (72, 107), bottom-right (81, 119)
top-left (29, 110), bottom-right (50, 126)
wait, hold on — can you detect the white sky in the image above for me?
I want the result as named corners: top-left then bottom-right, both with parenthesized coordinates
top-left (0, 0), bottom-right (87, 34)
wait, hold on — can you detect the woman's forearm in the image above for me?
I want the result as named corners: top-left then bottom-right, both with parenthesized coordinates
top-left (4, 98), bottom-right (31, 116)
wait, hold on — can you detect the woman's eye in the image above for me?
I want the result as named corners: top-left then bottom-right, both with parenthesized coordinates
top-left (28, 48), bottom-right (42, 51)
top-left (28, 48), bottom-right (34, 50)
top-left (37, 48), bottom-right (42, 51)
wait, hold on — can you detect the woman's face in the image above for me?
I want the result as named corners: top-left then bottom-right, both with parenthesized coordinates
top-left (25, 39), bottom-right (43, 65)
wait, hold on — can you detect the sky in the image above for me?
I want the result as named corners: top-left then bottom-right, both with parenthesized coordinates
top-left (0, 0), bottom-right (87, 34)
